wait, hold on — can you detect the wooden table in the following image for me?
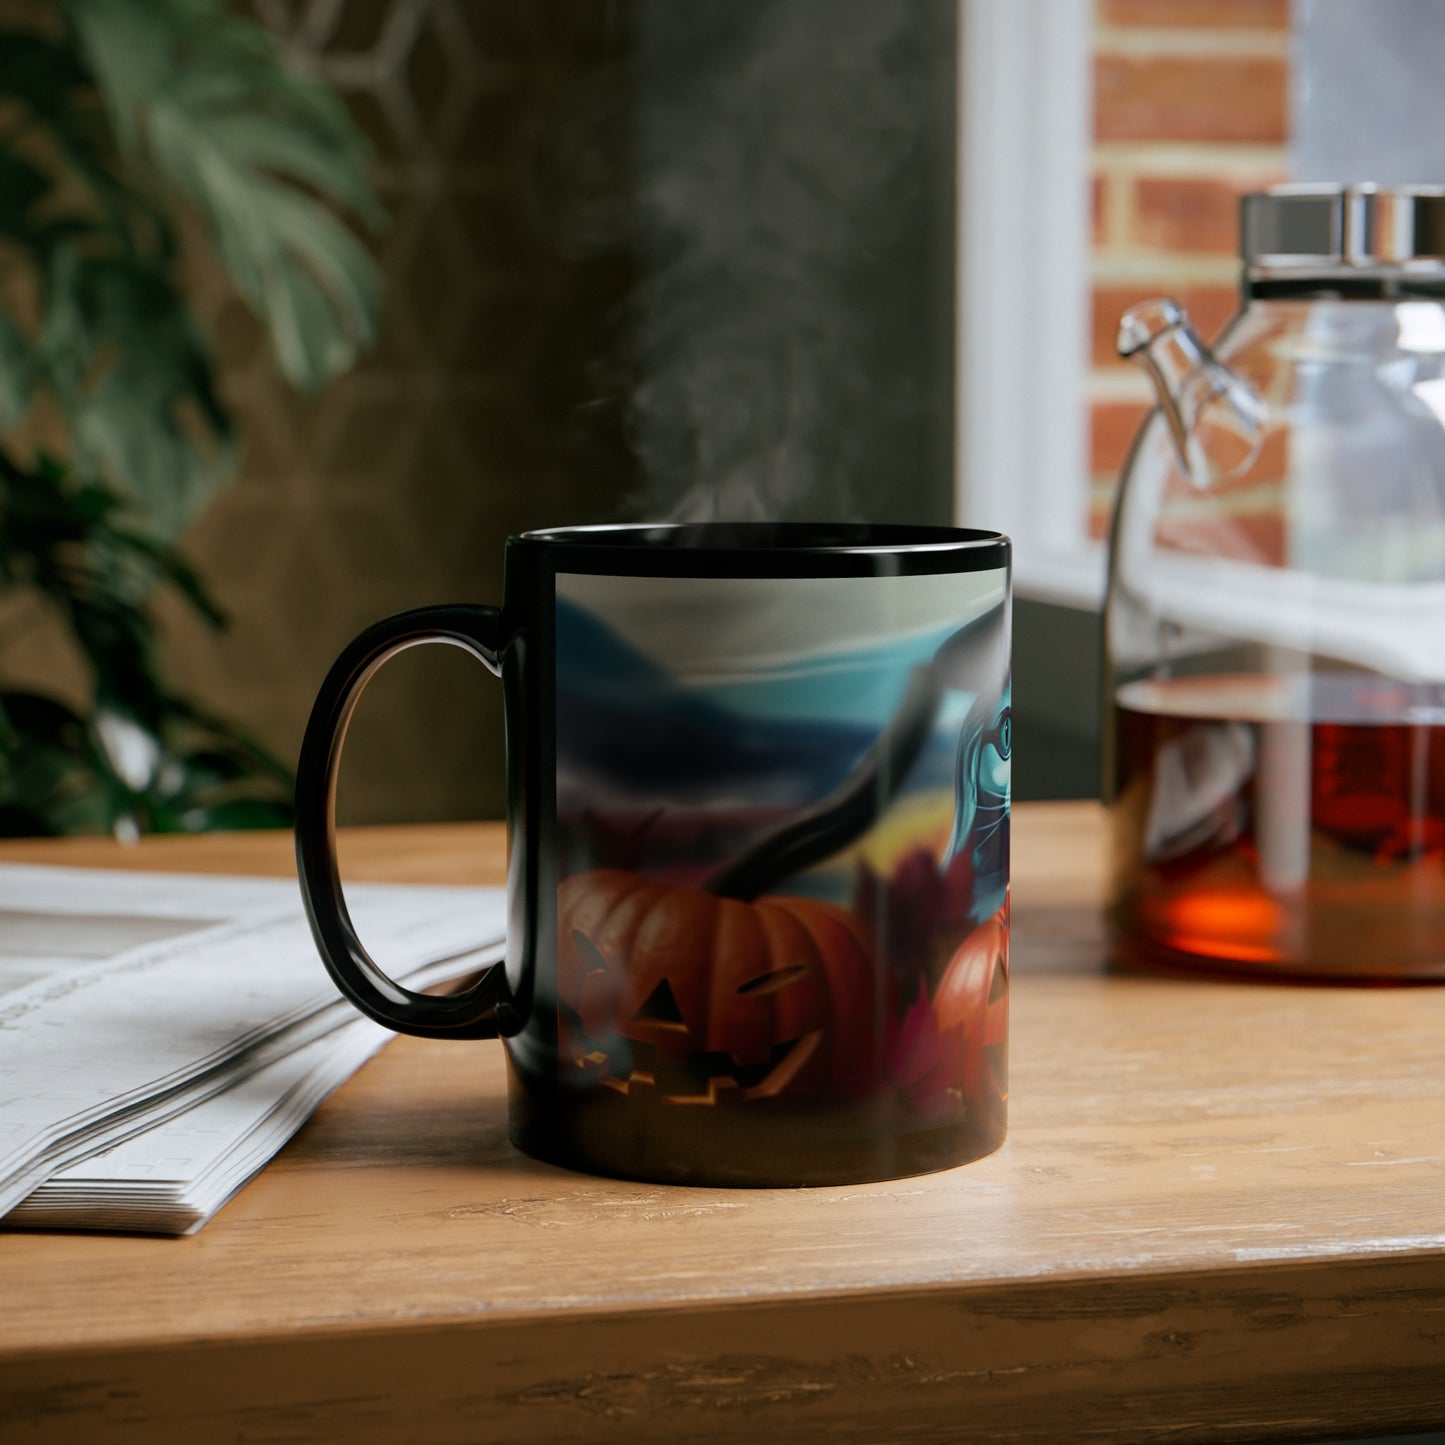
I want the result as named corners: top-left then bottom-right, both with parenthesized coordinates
top-left (2, 803), bottom-right (1444, 1444)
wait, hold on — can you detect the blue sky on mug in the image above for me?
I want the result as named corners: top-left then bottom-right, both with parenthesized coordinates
top-left (555, 570), bottom-right (1006, 729)
top-left (554, 569), bottom-right (1009, 910)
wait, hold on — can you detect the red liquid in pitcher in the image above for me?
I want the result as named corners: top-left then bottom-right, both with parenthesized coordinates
top-left (1110, 674), bottom-right (1445, 980)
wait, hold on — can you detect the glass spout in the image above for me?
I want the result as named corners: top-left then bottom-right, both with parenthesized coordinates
top-left (1117, 297), bottom-right (1266, 487)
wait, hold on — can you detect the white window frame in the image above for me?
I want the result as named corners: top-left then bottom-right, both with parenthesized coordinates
top-left (955, 0), bottom-right (1104, 610)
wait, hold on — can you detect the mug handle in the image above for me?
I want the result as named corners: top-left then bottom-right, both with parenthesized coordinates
top-left (295, 604), bottom-right (509, 1039)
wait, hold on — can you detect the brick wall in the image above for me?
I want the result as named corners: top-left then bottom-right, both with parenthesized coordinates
top-left (1087, 0), bottom-right (1291, 538)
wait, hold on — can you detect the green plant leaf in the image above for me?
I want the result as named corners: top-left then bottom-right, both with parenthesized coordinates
top-left (0, 2), bottom-right (355, 838)
top-left (106, 524), bottom-right (225, 627)
top-left (0, 690), bottom-right (117, 836)
top-left (0, 31), bottom-right (91, 131)
top-left (0, 451), bottom-right (221, 731)
top-left (37, 248), bottom-right (235, 535)
top-left (164, 697), bottom-right (295, 787)
top-left (0, 315), bottom-right (32, 429)
top-left (66, 0), bottom-right (382, 392)
top-left (0, 674), bottom-right (297, 838)
top-left (0, 28), bottom-right (148, 248)
top-left (55, 1), bottom-right (174, 154)
top-left (0, 151), bottom-right (52, 244)
top-left (173, 797), bottom-right (292, 832)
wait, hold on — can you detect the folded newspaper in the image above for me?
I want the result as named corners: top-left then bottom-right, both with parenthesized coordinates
top-left (0, 863), bottom-right (505, 1235)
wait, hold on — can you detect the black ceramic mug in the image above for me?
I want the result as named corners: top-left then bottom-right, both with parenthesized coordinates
top-left (296, 523), bottom-right (1011, 1186)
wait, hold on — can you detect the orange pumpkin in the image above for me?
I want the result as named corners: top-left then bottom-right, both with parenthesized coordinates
top-left (934, 903), bottom-right (1009, 1115)
top-left (557, 869), bottom-right (884, 1103)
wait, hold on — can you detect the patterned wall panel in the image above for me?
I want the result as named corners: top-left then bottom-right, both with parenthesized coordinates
top-left (160, 0), bottom-right (638, 825)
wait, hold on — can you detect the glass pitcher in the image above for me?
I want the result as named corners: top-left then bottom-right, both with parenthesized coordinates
top-left (1105, 184), bottom-right (1445, 981)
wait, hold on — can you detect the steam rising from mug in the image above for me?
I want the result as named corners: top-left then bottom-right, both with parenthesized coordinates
top-left (558, 1), bottom-right (951, 524)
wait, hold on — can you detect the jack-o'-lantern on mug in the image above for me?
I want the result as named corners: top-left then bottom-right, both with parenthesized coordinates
top-left (557, 871), bottom-right (886, 1104)
top-left (553, 565), bottom-right (1011, 1153)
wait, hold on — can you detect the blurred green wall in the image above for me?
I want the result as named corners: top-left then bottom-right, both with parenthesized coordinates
top-left (1011, 599), bottom-right (1101, 802)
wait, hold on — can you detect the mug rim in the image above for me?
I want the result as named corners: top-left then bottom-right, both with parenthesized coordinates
top-left (510, 524), bottom-right (1010, 580)
top-left (518, 522), bottom-right (1006, 554)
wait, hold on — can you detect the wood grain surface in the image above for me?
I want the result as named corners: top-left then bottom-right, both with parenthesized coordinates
top-left (2, 803), bottom-right (1444, 1444)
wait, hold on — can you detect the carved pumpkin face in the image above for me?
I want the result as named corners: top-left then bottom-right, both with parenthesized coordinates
top-left (934, 903), bottom-right (1009, 1119)
top-left (557, 869), bottom-right (884, 1104)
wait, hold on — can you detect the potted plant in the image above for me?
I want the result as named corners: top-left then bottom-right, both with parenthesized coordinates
top-left (0, 0), bottom-right (381, 835)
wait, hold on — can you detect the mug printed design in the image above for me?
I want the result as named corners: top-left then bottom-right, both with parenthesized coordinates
top-left (554, 569), bottom-right (1010, 1136)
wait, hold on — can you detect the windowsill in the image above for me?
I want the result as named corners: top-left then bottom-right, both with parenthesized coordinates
top-left (1011, 541), bottom-right (1107, 612)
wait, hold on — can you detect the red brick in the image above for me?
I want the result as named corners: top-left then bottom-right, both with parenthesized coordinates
top-left (1091, 284), bottom-right (1240, 368)
top-left (1092, 174), bottom-right (1107, 245)
top-left (1156, 505), bottom-right (1286, 565)
top-left (1090, 399), bottom-right (1152, 477)
top-left (1133, 176), bottom-right (1252, 254)
top-left (1102, 0), bottom-right (1289, 28)
top-left (1095, 55), bottom-right (1287, 143)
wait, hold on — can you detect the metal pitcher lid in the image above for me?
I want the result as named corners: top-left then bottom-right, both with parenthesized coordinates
top-left (1241, 184), bottom-right (1445, 270)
